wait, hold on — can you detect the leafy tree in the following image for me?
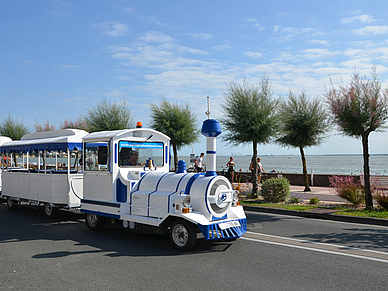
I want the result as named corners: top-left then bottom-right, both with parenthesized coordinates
top-left (220, 76), bottom-right (279, 197)
top-left (84, 98), bottom-right (133, 132)
top-left (326, 70), bottom-right (388, 210)
top-left (34, 119), bottom-right (56, 132)
top-left (277, 91), bottom-right (329, 192)
top-left (0, 114), bottom-right (30, 140)
top-left (0, 114), bottom-right (30, 167)
top-left (150, 98), bottom-right (198, 171)
top-left (60, 118), bottom-right (90, 132)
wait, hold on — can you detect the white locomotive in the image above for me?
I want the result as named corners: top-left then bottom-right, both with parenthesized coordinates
top-left (81, 118), bottom-right (247, 250)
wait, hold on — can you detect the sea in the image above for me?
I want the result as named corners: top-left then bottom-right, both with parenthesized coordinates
top-left (12, 154), bottom-right (388, 176)
top-left (179, 155), bottom-right (388, 175)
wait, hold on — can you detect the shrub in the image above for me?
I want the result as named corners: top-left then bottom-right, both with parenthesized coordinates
top-left (370, 176), bottom-right (388, 210)
top-left (260, 177), bottom-right (290, 203)
top-left (329, 175), bottom-right (364, 205)
top-left (309, 197), bottom-right (320, 204)
top-left (288, 193), bottom-right (305, 204)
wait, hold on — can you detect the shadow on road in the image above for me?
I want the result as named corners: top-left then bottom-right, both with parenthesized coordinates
top-left (0, 204), bottom-right (236, 258)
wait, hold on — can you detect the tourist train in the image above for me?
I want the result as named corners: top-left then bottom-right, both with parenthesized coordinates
top-left (0, 119), bottom-right (247, 250)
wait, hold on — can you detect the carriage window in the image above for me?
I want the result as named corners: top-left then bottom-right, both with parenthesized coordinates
top-left (118, 141), bottom-right (164, 167)
top-left (84, 142), bottom-right (108, 171)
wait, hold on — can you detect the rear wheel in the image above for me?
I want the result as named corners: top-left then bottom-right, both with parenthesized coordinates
top-left (169, 219), bottom-right (196, 251)
top-left (6, 197), bottom-right (18, 210)
top-left (85, 213), bottom-right (105, 231)
top-left (44, 203), bottom-right (58, 218)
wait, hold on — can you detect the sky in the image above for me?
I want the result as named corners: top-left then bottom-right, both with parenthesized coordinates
top-left (2, 0), bottom-right (388, 156)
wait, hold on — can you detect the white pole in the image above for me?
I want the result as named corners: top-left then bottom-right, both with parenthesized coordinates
top-left (38, 152), bottom-right (40, 170)
top-left (67, 149), bottom-right (70, 175)
top-left (27, 152), bottom-right (29, 170)
top-left (55, 152), bottom-right (58, 170)
top-left (311, 169), bottom-right (314, 186)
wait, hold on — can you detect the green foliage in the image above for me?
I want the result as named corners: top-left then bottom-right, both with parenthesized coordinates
top-left (329, 175), bottom-right (365, 205)
top-left (0, 114), bottom-right (30, 140)
top-left (220, 76), bottom-right (279, 146)
top-left (288, 193), bottom-right (305, 204)
top-left (150, 98), bottom-right (198, 150)
top-left (260, 177), bottom-right (290, 203)
top-left (277, 92), bottom-right (329, 148)
top-left (150, 98), bottom-right (198, 170)
top-left (326, 70), bottom-right (388, 138)
top-left (220, 75), bottom-right (279, 196)
top-left (84, 98), bottom-right (133, 132)
top-left (373, 189), bottom-right (388, 210)
top-left (309, 197), bottom-right (320, 204)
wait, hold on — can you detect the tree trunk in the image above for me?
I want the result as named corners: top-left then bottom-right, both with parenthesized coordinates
top-left (300, 146), bottom-right (311, 192)
top-left (172, 143), bottom-right (178, 172)
top-left (362, 133), bottom-right (373, 210)
top-left (251, 141), bottom-right (258, 198)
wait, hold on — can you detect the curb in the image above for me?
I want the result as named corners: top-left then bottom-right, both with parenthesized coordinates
top-left (243, 205), bottom-right (388, 227)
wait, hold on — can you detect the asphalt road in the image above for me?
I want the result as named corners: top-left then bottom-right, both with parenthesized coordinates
top-left (1, 204), bottom-right (388, 291)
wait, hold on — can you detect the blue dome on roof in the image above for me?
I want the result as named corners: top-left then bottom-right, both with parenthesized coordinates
top-left (201, 119), bottom-right (221, 137)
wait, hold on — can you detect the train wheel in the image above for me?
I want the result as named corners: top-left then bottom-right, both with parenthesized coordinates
top-left (6, 197), bottom-right (18, 210)
top-left (170, 219), bottom-right (196, 251)
top-left (85, 213), bottom-right (105, 231)
top-left (44, 203), bottom-right (58, 219)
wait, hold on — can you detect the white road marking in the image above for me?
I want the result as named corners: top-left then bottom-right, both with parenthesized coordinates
top-left (242, 231), bottom-right (388, 264)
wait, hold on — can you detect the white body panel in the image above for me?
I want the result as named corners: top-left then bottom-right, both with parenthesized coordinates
top-left (1, 170), bottom-right (83, 207)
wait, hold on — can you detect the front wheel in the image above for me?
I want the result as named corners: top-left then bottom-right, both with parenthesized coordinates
top-left (6, 197), bottom-right (18, 210)
top-left (44, 203), bottom-right (58, 218)
top-left (169, 219), bottom-right (196, 251)
top-left (85, 213), bottom-right (105, 231)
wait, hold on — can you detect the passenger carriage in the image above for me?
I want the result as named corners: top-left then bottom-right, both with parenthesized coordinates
top-left (0, 129), bottom-right (88, 217)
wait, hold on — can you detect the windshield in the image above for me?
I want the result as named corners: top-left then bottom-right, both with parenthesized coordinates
top-left (118, 141), bottom-right (164, 167)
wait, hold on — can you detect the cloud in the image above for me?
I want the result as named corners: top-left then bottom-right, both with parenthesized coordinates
top-left (307, 40), bottom-right (329, 45)
top-left (122, 7), bottom-right (137, 14)
top-left (140, 16), bottom-right (164, 26)
top-left (273, 25), bottom-right (314, 41)
top-left (247, 18), bottom-right (264, 31)
top-left (96, 21), bottom-right (130, 37)
top-left (60, 64), bottom-right (81, 69)
top-left (341, 14), bottom-right (375, 25)
top-left (302, 48), bottom-right (340, 59)
top-left (187, 33), bottom-right (213, 40)
top-left (352, 25), bottom-right (388, 35)
top-left (244, 51), bottom-right (263, 59)
top-left (213, 44), bottom-right (232, 51)
top-left (139, 31), bottom-right (175, 43)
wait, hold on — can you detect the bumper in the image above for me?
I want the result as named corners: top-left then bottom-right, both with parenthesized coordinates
top-left (198, 218), bottom-right (247, 240)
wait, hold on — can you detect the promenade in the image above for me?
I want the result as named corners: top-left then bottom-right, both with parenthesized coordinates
top-left (239, 183), bottom-right (388, 226)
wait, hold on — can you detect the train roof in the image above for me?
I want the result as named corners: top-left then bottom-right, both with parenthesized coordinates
top-left (0, 129), bottom-right (88, 153)
top-left (83, 128), bottom-right (170, 143)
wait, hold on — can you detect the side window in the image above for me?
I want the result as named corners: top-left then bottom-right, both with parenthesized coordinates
top-left (84, 142), bottom-right (108, 171)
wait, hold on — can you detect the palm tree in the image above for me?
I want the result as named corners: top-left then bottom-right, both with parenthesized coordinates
top-left (326, 70), bottom-right (388, 210)
top-left (220, 76), bottom-right (279, 197)
top-left (150, 98), bottom-right (198, 171)
top-left (277, 91), bottom-right (329, 191)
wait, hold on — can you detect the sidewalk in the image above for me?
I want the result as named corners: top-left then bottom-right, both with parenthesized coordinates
top-left (241, 184), bottom-right (388, 227)
top-left (289, 185), bottom-right (347, 204)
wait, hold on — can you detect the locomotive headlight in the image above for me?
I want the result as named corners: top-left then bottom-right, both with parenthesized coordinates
top-left (232, 191), bottom-right (239, 207)
top-left (182, 195), bottom-right (191, 207)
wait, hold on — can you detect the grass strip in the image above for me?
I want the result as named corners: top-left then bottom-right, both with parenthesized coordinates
top-left (333, 209), bottom-right (388, 219)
